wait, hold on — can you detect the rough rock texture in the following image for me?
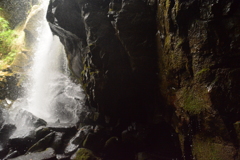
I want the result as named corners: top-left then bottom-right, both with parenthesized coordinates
top-left (47, 0), bottom-right (181, 159)
top-left (157, 0), bottom-right (240, 159)
top-left (46, 0), bottom-right (240, 159)
top-left (48, 0), bottom-right (160, 125)
top-left (0, 69), bottom-right (22, 100)
top-left (0, 0), bottom-right (39, 28)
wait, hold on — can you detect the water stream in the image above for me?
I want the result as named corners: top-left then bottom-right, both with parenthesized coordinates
top-left (9, 0), bottom-right (85, 130)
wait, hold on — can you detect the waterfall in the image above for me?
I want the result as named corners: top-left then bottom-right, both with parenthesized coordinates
top-left (10, 0), bottom-right (84, 125)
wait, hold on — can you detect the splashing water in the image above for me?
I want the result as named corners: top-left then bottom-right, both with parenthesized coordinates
top-left (10, 0), bottom-right (84, 125)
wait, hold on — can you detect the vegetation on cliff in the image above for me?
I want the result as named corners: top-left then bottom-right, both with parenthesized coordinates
top-left (0, 10), bottom-right (20, 69)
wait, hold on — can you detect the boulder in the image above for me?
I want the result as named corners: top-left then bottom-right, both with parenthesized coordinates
top-left (47, 123), bottom-right (77, 133)
top-left (13, 109), bottom-right (47, 128)
top-left (64, 125), bottom-right (93, 155)
top-left (8, 147), bottom-right (55, 160)
top-left (35, 126), bottom-right (51, 140)
top-left (71, 148), bottom-right (98, 160)
top-left (0, 123), bottom-right (16, 158)
top-left (50, 132), bottom-right (65, 153)
top-left (2, 150), bottom-right (19, 160)
top-left (8, 129), bottom-right (37, 154)
top-left (27, 132), bottom-right (55, 153)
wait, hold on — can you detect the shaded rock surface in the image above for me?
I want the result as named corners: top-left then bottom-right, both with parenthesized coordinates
top-left (46, 0), bottom-right (181, 159)
top-left (1, 0), bottom-right (240, 160)
top-left (48, 0), bottom-right (240, 159)
top-left (8, 147), bottom-right (55, 160)
top-left (157, 0), bottom-right (240, 159)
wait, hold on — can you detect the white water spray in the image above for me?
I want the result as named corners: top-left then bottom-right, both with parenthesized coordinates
top-left (22, 0), bottom-right (84, 123)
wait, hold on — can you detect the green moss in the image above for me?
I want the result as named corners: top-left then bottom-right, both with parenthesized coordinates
top-left (175, 38), bottom-right (185, 48)
top-left (192, 137), bottom-right (235, 160)
top-left (196, 68), bottom-right (210, 75)
top-left (0, 11), bottom-right (21, 69)
top-left (182, 89), bottom-right (206, 115)
top-left (184, 95), bottom-right (202, 115)
top-left (72, 148), bottom-right (97, 160)
top-left (165, 0), bottom-right (171, 9)
top-left (164, 35), bottom-right (171, 51)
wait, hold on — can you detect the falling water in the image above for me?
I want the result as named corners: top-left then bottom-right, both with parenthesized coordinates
top-left (10, 0), bottom-right (84, 125)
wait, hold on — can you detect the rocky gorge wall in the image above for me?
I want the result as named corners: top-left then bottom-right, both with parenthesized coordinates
top-left (47, 0), bottom-right (240, 159)
top-left (157, 0), bottom-right (240, 159)
top-left (1, 0), bottom-right (240, 159)
top-left (47, 0), bottom-right (183, 159)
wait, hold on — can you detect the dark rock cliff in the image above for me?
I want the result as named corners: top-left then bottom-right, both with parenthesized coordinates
top-left (47, 0), bottom-right (240, 159)
top-left (48, 0), bottom-right (161, 127)
top-left (157, 0), bottom-right (240, 159)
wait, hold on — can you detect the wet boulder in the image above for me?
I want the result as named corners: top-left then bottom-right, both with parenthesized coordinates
top-left (0, 123), bottom-right (16, 139)
top-left (47, 123), bottom-right (77, 134)
top-left (0, 123), bottom-right (16, 158)
top-left (2, 150), bottom-right (19, 160)
top-left (64, 125), bottom-right (93, 155)
top-left (56, 154), bottom-right (70, 160)
top-left (8, 129), bottom-right (37, 154)
top-left (50, 132), bottom-right (65, 153)
top-left (71, 148), bottom-right (98, 160)
top-left (35, 126), bottom-right (51, 140)
top-left (103, 136), bottom-right (122, 159)
top-left (27, 132), bottom-right (55, 153)
top-left (8, 147), bottom-right (56, 160)
top-left (13, 109), bottom-right (47, 128)
top-left (78, 112), bottom-right (100, 125)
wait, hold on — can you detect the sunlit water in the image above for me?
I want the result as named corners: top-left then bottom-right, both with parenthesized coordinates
top-left (8, 0), bottom-right (85, 131)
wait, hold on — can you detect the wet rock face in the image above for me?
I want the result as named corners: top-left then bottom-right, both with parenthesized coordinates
top-left (47, 0), bottom-right (159, 123)
top-left (0, 69), bottom-right (23, 100)
top-left (46, 0), bottom-right (182, 159)
top-left (45, 0), bottom-right (240, 159)
top-left (157, 0), bottom-right (240, 159)
top-left (0, 0), bottom-right (39, 28)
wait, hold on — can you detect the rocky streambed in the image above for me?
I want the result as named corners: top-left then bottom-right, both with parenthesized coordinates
top-left (0, 106), bottom-right (181, 160)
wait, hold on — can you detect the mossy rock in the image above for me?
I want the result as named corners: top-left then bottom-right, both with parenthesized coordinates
top-left (192, 136), bottom-right (236, 160)
top-left (71, 148), bottom-right (98, 160)
top-left (177, 86), bottom-right (209, 115)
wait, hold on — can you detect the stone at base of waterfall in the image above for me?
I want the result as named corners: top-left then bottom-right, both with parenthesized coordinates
top-left (78, 111), bottom-right (100, 124)
top-left (14, 109), bottom-right (47, 128)
top-left (83, 133), bottom-right (101, 152)
top-left (47, 123), bottom-right (77, 133)
top-left (64, 125), bottom-right (93, 155)
top-left (2, 150), bottom-right (19, 160)
top-left (0, 144), bottom-right (9, 159)
top-left (103, 136), bottom-right (122, 159)
top-left (71, 148), bottom-right (98, 160)
top-left (27, 132), bottom-right (55, 153)
top-left (8, 147), bottom-right (55, 160)
top-left (8, 129), bottom-right (37, 154)
top-left (56, 154), bottom-right (70, 160)
top-left (51, 92), bottom-right (82, 123)
top-left (0, 123), bottom-right (16, 144)
top-left (35, 126), bottom-right (51, 140)
top-left (0, 123), bottom-right (16, 158)
top-left (50, 132), bottom-right (65, 152)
